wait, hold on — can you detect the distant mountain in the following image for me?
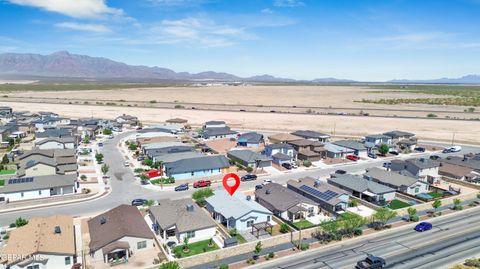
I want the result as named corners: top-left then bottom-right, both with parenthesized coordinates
top-left (0, 51), bottom-right (298, 82)
top-left (389, 75), bottom-right (480, 84)
top-left (312, 77), bottom-right (357, 83)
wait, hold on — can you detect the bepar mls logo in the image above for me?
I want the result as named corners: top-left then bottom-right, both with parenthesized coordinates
top-left (0, 253), bottom-right (48, 262)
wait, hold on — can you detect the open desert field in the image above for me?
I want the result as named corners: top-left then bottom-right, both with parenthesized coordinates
top-left (2, 101), bottom-right (479, 144)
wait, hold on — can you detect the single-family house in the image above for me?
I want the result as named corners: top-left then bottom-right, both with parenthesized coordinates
top-left (0, 215), bottom-right (77, 269)
top-left (88, 205), bottom-right (155, 264)
top-left (115, 114), bottom-right (139, 126)
top-left (35, 136), bottom-right (76, 150)
top-left (439, 162), bottom-right (480, 182)
top-left (227, 149), bottom-right (272, 168)
top-left (364, 134), bottom-right (392, 147)
top-left (203, 121), bottom-right (226, 128)
top-left (291, 130), bottom-right (330, 143)
top-left (163, 155), bottom-right (230, 180)
top-left (332, 140), bottom-right (369, 158)
top-left (322, 143), bottom-right (355, 159)
top-left (287, 177), bottom-right (349, 215)
top-left (202, 127), bottom-right (237, 140)
top-left (443, 155), bottom-right (480, 172)
top-left (383, 130), bottom-right (415, 143)
top-left (148, 198), bottom-right (217, 244)
top-left (328, 174), bottom-right (396, 205)
top-left (390, 158), bottom-right (440, 183)
top-left (237, 132), bottom-right (264, 148)
top-left (206, 189), bottom-right (273, 231)
top-left (287, 139), bottom-right (324, 161)
top-left (264, 143), bottom-right (296, 165)
top-left (0, 174), bottom-right (77, 202)
top-left (364, 168), bottom-right (429, 195)
top-left (255, 183), bottom-right (319, 222)
top-left (267, 133), bottom-right (302, 144)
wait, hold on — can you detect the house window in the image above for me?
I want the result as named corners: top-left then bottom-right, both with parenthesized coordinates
top-left (415, 188), bottom-right (419, 193)
top-left (267, 216), bottom-right (271, 222)
top-left (246, 220), bottom-right (254, 227)
top-left (191, 172), bottom-right (194, 176)
top-left (21, 192), bottom-right (24, 197)
top-left (38, 190), bottom-right (42, 195)
top-left (307, 207), bottom-right (314, 214)
top-left (137, 240), bottom-right (147, 249)
top-left (65, 257), bottom-right (71, 265)
top-left (186, 230), bottom-right (196, 238)
top-left (27, 265), bottom-right (40, 269)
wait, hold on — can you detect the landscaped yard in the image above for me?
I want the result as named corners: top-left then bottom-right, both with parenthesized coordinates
top-left (428, 192), bottom-right (443, 199)
top-left (0, 179), bottom-right (4, 187)
top-left (387, 199), bottom-right (411, 209)
top-left (0, 169), bottom-right (15, 175)
top-left (292, 220), bottom-right (315, 230)
top-left (235, 233), bottom-right (247, 244)
top-left (172, 239), bottom-right (219, 258)
top-left (150, 177), bottom-right (175, 185)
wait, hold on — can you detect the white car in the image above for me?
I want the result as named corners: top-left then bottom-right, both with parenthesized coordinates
top-left (262, 179), bottom-right (274, 185)
top-left (124, 161), bottom-right (130, 167)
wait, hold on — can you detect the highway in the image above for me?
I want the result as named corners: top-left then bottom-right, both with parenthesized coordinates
top-left (249, 206), bottom-right (480, 269)
top-left (0, 131), bottom-right (479, 229)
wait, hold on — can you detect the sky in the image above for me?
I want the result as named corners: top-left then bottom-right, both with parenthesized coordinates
top-left (1, 0), bottom-right (480, 81)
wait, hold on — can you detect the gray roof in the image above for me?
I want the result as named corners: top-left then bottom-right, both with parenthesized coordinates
top-left (206, 189), bottom-right (271, 219)
top-left (364, 168), bottom-right (418, 188)
top-left (444, 156), bottom-right (480, 171)
top-left (149, 198), bottom-right (216, 233)
top-left (365, 134), bottom-right (391, 139)
top-left (323, 143), bottom-right (354, 154)
top-left (227, 150), bottom-right (272, 163)
top-left (238, 132), bottom-right (263, 144)
top-left (205, 120), bottom-right (225, 125)
top-left (383, 130), bottom-right (415, 138)
top-left (153, 151), bottom-right (204, 163)
top-left (164, 155), bottom-right (230, 175)
top-left (142, 142), bottom-right (185, 150)
top-left (145, 145), bottom-right (194, 157)
top-left (272, 152), bottom-right (293, 160)
top-left (255, 183), bottom-right (317, 212)
top-left (407, 158), bottom-right (440, 169)
top-left (328, 174), bottom-right (395, 194)
top-left (35, 128), bottom-right (71, 138)
top-left (35, 136), bottom-right (75, 145)
top-left (203, 127), bottom-right (237, 138)
top-left (0, 174), bottom-right (76, 193)
top-left (332, 140), bottom-right (367, 151)
top-left (287, 177), bottom-right (348, 206)
top-left (265, 143), bottom-right (293, 150)
top-left (291, 130), bottom-right (330, 139)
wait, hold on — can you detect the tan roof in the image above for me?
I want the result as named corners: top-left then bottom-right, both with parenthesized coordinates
top-left (439, 162), bottom-right (473, 178)
top-left (0, 215), bottom-right (75, 266)
top-left (203, 138), bottom-right (236, 154)
top-left (88, 205), bottom-right (154, 252)
top-left (166, 118), bottom-right (188, 124)
top-left (268, 133), bottom-right (302, 143)
top-left (137, 136), bottom-right (178, 146)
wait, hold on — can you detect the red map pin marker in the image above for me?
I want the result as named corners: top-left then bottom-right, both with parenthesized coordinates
top-left (222, 173), bottom-right (240, 196)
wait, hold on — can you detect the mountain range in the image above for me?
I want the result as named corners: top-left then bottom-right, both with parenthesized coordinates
top-left (0, 51), bottom-right (479, 84)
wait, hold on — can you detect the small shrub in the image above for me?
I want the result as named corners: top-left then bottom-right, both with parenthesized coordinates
top-left (219, 264), bottom-right (229, 269)
top-left (9, 223), bottom-right (15, 228)
top-left (303, 160), bottom-right (312, 167)
top-left (80, 175), bottom-right (87, 181)
top-left (268, 252), bottom-right (275, 259)
top-left (279, 223), bottom-right (290, 233)
top-left (410, 215), bottom-right (419, 222)
top-left (353, 229), bottom-right (363, 236)
top-left (3, 234), bottom-right (9, 240)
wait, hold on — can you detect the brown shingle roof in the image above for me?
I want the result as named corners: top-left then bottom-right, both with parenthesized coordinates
top-left (0, 215), bottom-right (75, 266)
top-left (87, 205), bottom-right (154, 253)
top-left (268, 133), bottom-right (302, 143)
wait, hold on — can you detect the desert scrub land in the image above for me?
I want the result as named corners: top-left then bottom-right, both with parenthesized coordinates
top-left (359, 85), bottom-right (480, 107)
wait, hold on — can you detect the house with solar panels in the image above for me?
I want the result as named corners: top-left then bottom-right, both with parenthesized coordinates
top-left (287, 177), bottom-right (349, 216)
top-left (0, 174), bottom-right (77, 202)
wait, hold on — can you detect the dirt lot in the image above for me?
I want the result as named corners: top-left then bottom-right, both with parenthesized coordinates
top-left (2, 101), bottom-right (480, 144)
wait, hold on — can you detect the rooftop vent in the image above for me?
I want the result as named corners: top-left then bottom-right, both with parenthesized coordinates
top-left (186, 204), bottom-right (194, 212)
top-left (100, 216), bottom-right (107, 225)
top-left (246, 195), bottom-right (251, 201)
top-left (265, 189), bottom-right (271, 195)
top-left (54, 226), bottom-right (61, 234)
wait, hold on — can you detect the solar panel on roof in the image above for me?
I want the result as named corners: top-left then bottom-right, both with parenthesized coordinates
top-left (299, 185), bottom-right (338, 201)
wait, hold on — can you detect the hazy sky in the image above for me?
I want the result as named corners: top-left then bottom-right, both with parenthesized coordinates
top-left (1, 0), bottom-right (480, 81)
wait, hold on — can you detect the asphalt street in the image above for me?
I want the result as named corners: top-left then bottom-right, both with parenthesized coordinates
top-left (0, 132), bottom-right (479, 227)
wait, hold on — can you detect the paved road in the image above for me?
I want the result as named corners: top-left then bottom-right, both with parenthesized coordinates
top-left (248, 206), bottom-right (480, 269)
top-left (0, 134), bottom-right (478, 228)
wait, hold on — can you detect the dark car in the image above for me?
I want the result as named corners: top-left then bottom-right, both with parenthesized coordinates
top-left (414, 147), bottom-right (426, 152)
top-left (414, 222), bottom-right (433, 232)
top-left (355, 255), bottom-right (386, 269)
top-left (389, 150), bottom-right (399, 155)
top-left (175, 184), bottom-right (189, 192)
top-left (131, 199), bottom-right (148, 206)
top-left (193, 180), bottom-right (211, 188)
top-left (442, 148), bottom-right (452, 153)
top-left (241, 174), bottom-right (258, 181)
top-left (255, 184), bottom-right (263, 190)
top-left (335, 169), bottom-right (347, 175)
top-left (137, 156), bottom-right (145, 161)
top-left (282, 162), bottom-right (293, 170)
top-left (383, 162), bottom-right (391, 168)
top-left (368, 152), bottom-right (377, 159)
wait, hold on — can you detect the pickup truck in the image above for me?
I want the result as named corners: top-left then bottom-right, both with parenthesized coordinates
top-left (193, 180), bottom-right (211, 188)
top-left (356, 255), bottom-right (386, 269)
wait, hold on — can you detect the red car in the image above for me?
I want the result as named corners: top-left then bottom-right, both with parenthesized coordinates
top-left (193, 180), bottom-right (212, 188)
top-left (346, 155), bottom-right (360, 161)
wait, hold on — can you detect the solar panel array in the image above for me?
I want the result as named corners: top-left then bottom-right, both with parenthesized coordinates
top-left (299, 185), bottom-right (338, 201)
top-left (8, 177), bottom-right (34, 184)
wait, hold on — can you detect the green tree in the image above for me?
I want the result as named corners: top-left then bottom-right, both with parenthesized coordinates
top-left (254, 241), bottom-right (262, 255)
top-left (432, 200), bottom-right (442, 213)
top-left (246, 166), bottom-right (254, 173)
top-left (219, 264), bottom-right (229, 269)
top-left (378, 144), bottom-right (389, 155)
top-left (159, 261), bottom-right (180, 269)
top-left (407, 207), bottom-right (418, 221)
top-left (279, 223), bottom-right (290, 233)
top-left (143, 159), bottom-right (153, 167)
top-left (7, 138), bottom-right (14, 147)
top-left (1, 154), bottom-right (9, 164)
top-left (349, 199), bottom-right (359, 208)
top-left (192, 188), bottom-right (214, 206)
top-left (15, 217), bottom-right (28, 227)
top-left (103, 128), bottom-right (112, 135)
top-left (101, 163), bottom-right (109, 176)
top-left (341, 213), bottom-right (367, 233)
top-left (83, 136), bottom-right (90, 144)
top-left (183, 236), bottom-right (189, 251)
top-left (144, 199), bottom-right (155, 207)
top-left (303, 160), bottom-right (312, 167)
top-left (128, 143), bottom-right (138, 151)
top-left (372, 208), bottom-right (397, 228)
top-left (321, 220), bottom-right (340, 235)
top-left (95, 153), bottom-right (104, 164)
top-left (453, 198), bottom-right (462, 210)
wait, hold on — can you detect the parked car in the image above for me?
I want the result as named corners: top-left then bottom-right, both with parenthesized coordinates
top-left (389, 150), bottom-right (399, 155)
top-left (414, 222), bottom-right (433, 232)
top-left (368, 152), bottom-right (377, 159)
top-left (282, 162), bottom-right (293, 170)
top-left (255, 184), bottom-right (263, 190)
top-left (383, 162), bottom-right (391, 168)
top-left (241, 174), bottom-right (258, 181)
top-left (131, 199), bottom-right (147, 206)
top-left (335, 169), bottom-right (347, 175)
top-left (175, 184), bottom-right (189, 191)
top-left (442, 148), bottom-right (452, 153)
top-left (108, 134), bottom-right (114, 139)
top-left (414, 147), bottom-right (426, 152)
top-left (346, 155), bottom-right (360, 161)
top-left (355, 255), bottom-right (386, 269)
top-left (124, 161), bottom-right (130, 167)
top-left (137, 156), bottom-right (145, 161)
top-left (443, 146), bottom-right (462, 153)
top-left (97, 142), bottom-right (104, 147)
top-left (262, 179), bottom-right (274, 185)
top-left (193, 180), bottom-right (211, 188)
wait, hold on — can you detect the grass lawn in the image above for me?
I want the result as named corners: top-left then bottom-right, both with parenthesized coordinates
top-left (0, 179), bottom-right (4, 187)
top-left (235, 234), bottom-right (247, 244)
top-left (292, 220), bottom-right (315, 230)
top-left (0, 169), bottom-right (15, 175)
top-left (387, 199), bottom-right (411, 210)
top-left (173, 239), bottom-right (219, 258)
top-left (150, 178), bottom-right (175, 185)
top-left (428, 192), bottom-right (443, 199)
